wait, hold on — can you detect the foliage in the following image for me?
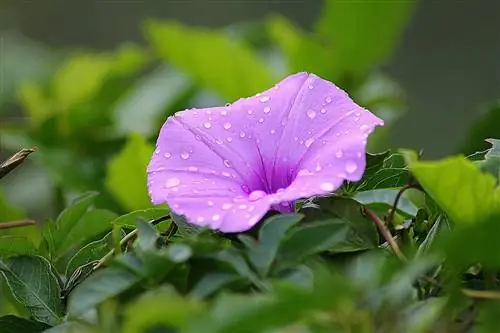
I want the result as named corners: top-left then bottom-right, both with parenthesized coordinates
top-left (2, 1), bottom-right (500, 332)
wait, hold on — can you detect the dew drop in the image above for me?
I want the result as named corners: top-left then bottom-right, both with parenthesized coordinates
top-left (308, 84), bottom-right (314, 90)
top-left (345, 160), bottom-right (358, 174)
top-left (221, 110), bottom-right (228, 116)
top-left (223, 122), bottom-right (232, 129)
top-left (195, 135), bottom-right (202, 141)
top-left (188, 166), bottom-right (198, 172)
top-left (222, 172), bottom-right (231, 177)
top-left (307, 109), bottom-right (316, 119)
top-left (223, 160), bottom-right (232, 168)
top-left (248, 109), bottom-right (253, 115)
top-left (248, 190), bottom-right (267, 201)
top-left (325, 97), bottom-right (332, 103)
top-left (165, 178), bottom-right (180, 188)
top-left (197, 217), bottom-right (205, 223)
top-left (226, 137), bottom-right (233, 142)
top-left (164, 152), bottom-right (171, 159)
top-left (216, 139), bottom-right (223, 144)
top-left (212, 214), bottom-right (221, 221)
top-left (259, 96), bottom-right (270, 103)
top-left (315, 163), bottom-right (322, 171)
top-left (222, 203), bottom-right (232, 210)
top-left (239, 131), bottom-right (246, 138)
top-left (263, 106), bottom-right (271, 113)
top-left (203, 122), bottom-right (212, 129)
top-left (270, 129), bottom-right (276, 134)
top-left (297, 169), bottom-right (311, 176)
top-left (305, 138), bottom-right (315, 148)
top-left (181, 151), bottom-right (190, 160)
top-left (320, 108), bottom-right (327, 114)
top-left (241, 184), bottom-right (250, 193)
top-left (207, 200), bottom-right (214, 207)
top-left (320, 182), bottom-right (334, 191)
top-left (360, 124), bottom-right (369, 131)
top-left (335, 150), bottom-right (343, 158)
top-left (239, 204), bottom-right (247, 209)
top-left (258, 118), bottom-right (264, 124)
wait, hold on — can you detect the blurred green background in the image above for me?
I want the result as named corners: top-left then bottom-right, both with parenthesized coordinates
top-left (0, 0), bottom-right (499, 224)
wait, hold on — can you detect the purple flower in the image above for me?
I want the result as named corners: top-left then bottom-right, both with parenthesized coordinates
top-left (147, 72), bottom-right (383, 232)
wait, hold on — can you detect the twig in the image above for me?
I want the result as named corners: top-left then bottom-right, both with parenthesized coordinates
top-left (363, 206), bottom-right (407, 261)
top-left (92, 215), bottom-right (171, 271)
top-left (387, 183), bottom-right (422, 226)
top-left (462, 288), bottom-right (500, 300)
top-left (0, 147), bottom-right (37, 180)
top-left (0, 219), bottom-right (36, 230)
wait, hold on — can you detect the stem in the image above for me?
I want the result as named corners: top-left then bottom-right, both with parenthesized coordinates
top-left (92, 215), bottom-right (171, 271)
top-left (462, 288), bottom-right (500, 299)
top-left (0, 219), bottom-right (36, 230)
top-left (363, 206), bottom-right (406, 261)
top-left (0, 147), bottom-right (36, 180)
top-left (387, 183), bottom-right (421, 226)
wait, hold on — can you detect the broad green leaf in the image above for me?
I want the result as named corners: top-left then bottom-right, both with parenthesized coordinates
top-left (0, 237), bottom-right (36, 256)
top-left (67, 267), bottom-right (140, 318)
top-left (57, 209), bottom-right (117, 257)
top-left (145, 20), bottom-right (274, 101)
top-left (294, 197), bottom-right (379, 256)
top-left (315, 0), bottom-right (416, 77)
top-left (0, 315), bottom-right (50, 333)
top-left (242, 214), bottom-right (303, 276)
top-left (105, 133), bottom-right (154, 211)
top-left (409, 156), bottom-right (499, 225)
top-left (65, 234), bottom-right (112, 279)
top-left (135, 219), bottom-right (160, 253)
top-left (191, 273), bottom-right (242, 299)
top-left (0, 256), bottom-right (63, 325)
top-left (122, 287), bottom-right (205, 333)
top-left (42, 192), bottom-right (98, 256)
top-left (475, 138), bottom-right (500, 181)
top-left (111, 208), bottom-right (169, 229)
top-left (353, 189), bottom-right (418, 217)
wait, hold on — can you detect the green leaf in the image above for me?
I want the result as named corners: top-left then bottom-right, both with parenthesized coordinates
top-left (0, 315), bottom-right (50, 333)
top-left (0, 236), bottom-right (36, 256)
top-left (353, 189), bottom-right (418, 217)
top-left (111, 208), bottom-right (170, 229)
top-left (145, 20), bottom-right (274, 101)
top-left (122, 287), bottom-right (205, 333)
top-left (67, 267), bottom-right (140, 318)
top-left (242, 214), bottom-right (303, 276)
top-left (460, 102), bottom-right (500, 155)
top-left (65, 233), bottom-right (112, 279)
top-left (57, 209), bottom-right (117, 257)
top-left (41, 322), bottom-right (91, 333)
top-left (0, 256), bottom-right (63, 325)
top-left (315, 1), bottom-right (416, 77)
top-left (105, 133), bottom-right (154, 211)
top-left (191, 273), bottom-right (241, 299)
top-left (475, 138), bottom-right (500, 181)
top-left (135, 219), bottom-right (160, 253)
top-left (42, 192), bottom-right (99, 257)
top-left (409, 156), bottom-right (499, 225)
top-left (292, 197), bottom-right (379, 256)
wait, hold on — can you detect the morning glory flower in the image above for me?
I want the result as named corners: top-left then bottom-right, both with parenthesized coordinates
top-left (147, 72), bottom-right (383, 232)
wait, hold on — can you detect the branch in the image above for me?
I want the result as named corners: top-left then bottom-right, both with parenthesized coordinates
top-left (0, 147), bottom-right (37, 180)
top-left (363, 206), bottom-right (407, 261)
top-left (0, 219), bottom-right (36, 230)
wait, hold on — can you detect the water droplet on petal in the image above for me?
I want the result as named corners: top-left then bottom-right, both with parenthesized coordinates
top-left (181, 151), bottom-right (190, 159)
top-left (165, 178), bottom-right (180, 188)
top-left (325, 97), bottom-right (332, 103)
top-left (308, 84), bottom-right (314, 89)
top-left (305, 138), bottom-right (315, 148)
top-left (239, 131), bottom-right (246, 138)
top-left (298, 169), bottom-right (311, 176)
top-left (222, 203), bottom-right (232, 210)
top-left (263, 106), bottom-right (271, 113)
top-left (164, 152), bottom-right (171, 159)
top-left (212, 214), bottom-right (221, 221)
top-left (195, 135), bottom-right (202, 141)
top-left (260, 96), bottom-right (270, 103)
top-left (320, 108), bottom-right (327, 114)
top-left (223, 122), bottom-right (232, 129)
top-left (315, 163), bottom-right (322, 171)
top-left (221, 110), bottom-right (227, 115)
top-left (206, 110), bottom-right (212, 115)
top-left (307, 109), bottom-right (316, 119)
top-left (197, 217), bottom-right (205, 223)
top-left (345, 160), bottom-right (358, 174)
top-left (223, 160), bottom-right (232, 168)
top-left (258, 118), bottom-right (264, 124)
top-left (248, 190), bottom-right (267, 201)
top-left (335, 150), bottom-right (343, 158)
top-left (203, 122), bottom-right (212, 129)
top-left (216, 139), bottom-right (223, 144)
top-left (239, 204), bottom-right (247, 209)
top-left (248, 109), bottom-right (253, 115)
top-left (360, 124), bottom-right (369, 131)
top-left (227, 137), bottom-right (233, 142)
top-left (270, 129), bottom-right (276, 134)
top-left (188, 166), bottom-right (198, 172)
top-left (320, 182), bottom-right (334, 191)
top-left (207, 200), bottom-right (214, 206)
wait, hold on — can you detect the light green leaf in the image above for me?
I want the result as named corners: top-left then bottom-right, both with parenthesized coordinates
top-left (65, 233), bottom-right (112, 278)
top-left (105, 133), bottom-right (154, 211)
top-left (122, 287), bottom-right (205, 333)
top-left (315, 0), bottom-right (416, 77)
top-left (111, 208), bottom-right (170, 229)
top-left (0, 256), bottom-right (63, 325)
top-left (353, 189), bottom-right (418, 217)
top-left (0, 236), bottom-right (36, 256)
top-left (67, 267), bottom-right (140, 318)
top-left (410, 156), bottom-right (499, 225)
top-left (145, 20), bottom-right (274, 101)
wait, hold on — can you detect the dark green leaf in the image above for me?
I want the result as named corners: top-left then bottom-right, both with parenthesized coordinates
top-left (0, 236), bottom-right (36, 256)
top-left (135, 219), bottom-right (160, 253)
top-left (67, 267), bottom-right (140, 318)
top-left (65, 234), bottom-right (112, 279)
top-left (460, 102), bottom-right (500, 156)
top-left (191, 273), bottom-right (242, 299)
top-left (242, 214), bottom-right (303, 276)
top-left (0, 256), bottom-right (63, 325)
top-left (353, 189), bottom-right (418, 217)
top-left (111, 208), bottom-right (170, 229)
top-left (0, 315), bottom-right (50, 333)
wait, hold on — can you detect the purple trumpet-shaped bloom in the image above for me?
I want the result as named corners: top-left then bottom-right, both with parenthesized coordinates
top-left (147, 72), bottom-right (383, 232)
